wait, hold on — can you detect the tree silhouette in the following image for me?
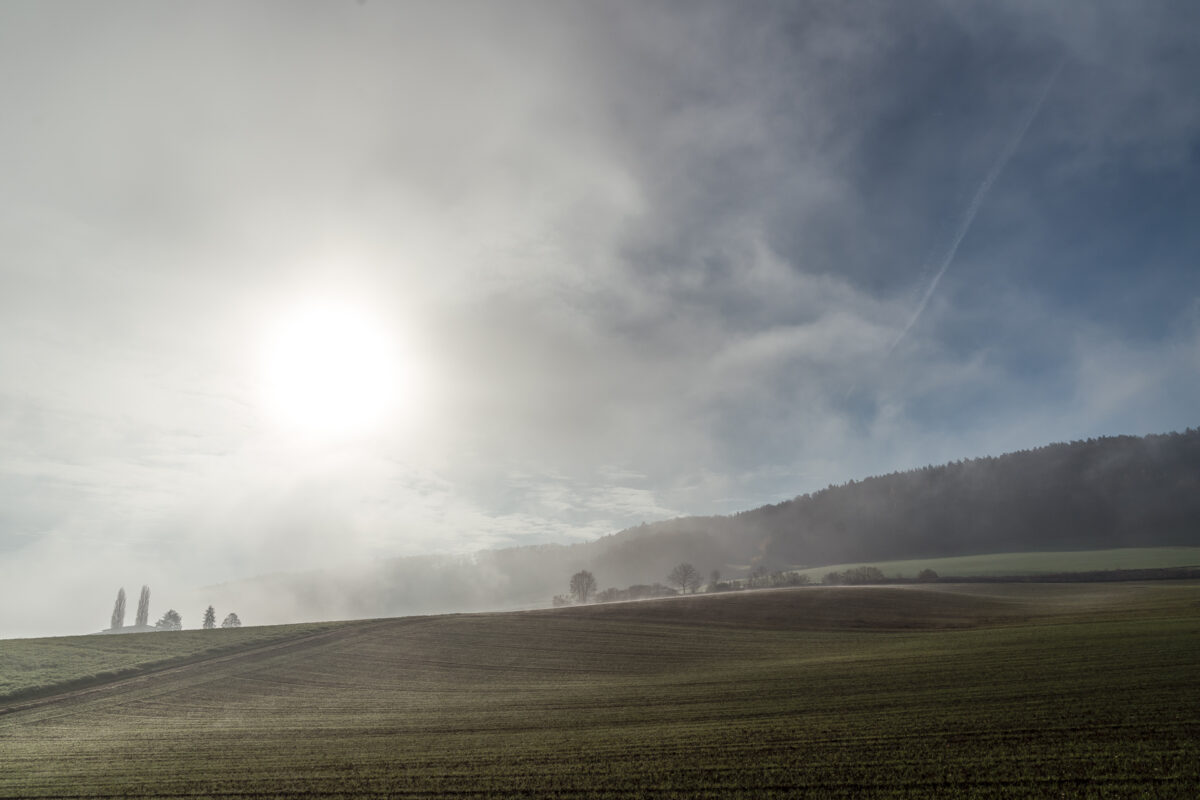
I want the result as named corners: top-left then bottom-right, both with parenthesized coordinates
top-left (110, 587), bottom-right (126, 630)
top-left (202, 605), bottom-right (216, 629)
top-left (155, 609), bottom-right (182, 631)
top-left (569, 570), bottom-right (597, 604)
top-left (668, 563), bottom-right (701, 594)
top-left (748, 565), bottom-right (769, 588)
top-left (842, 566), bottom-right (885, 585)
top-left (221, 612), bottom-right (241, 628)
top-left (135, 585), bottom-right (151, 627)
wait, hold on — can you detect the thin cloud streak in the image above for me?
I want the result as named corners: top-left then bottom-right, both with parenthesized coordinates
top-left (888, 55), bottom-right (1067, 356)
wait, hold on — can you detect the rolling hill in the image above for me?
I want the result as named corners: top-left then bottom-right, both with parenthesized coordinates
top-left (4, 584), bottom-right (1200, 797)
top-left (203, 429), bottom-right (1200, 625)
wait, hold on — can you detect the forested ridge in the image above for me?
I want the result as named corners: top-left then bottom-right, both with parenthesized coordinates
top-left (210, 429), bottom-right (1200, 622)
top-left (745, 429), bottom-right (1200, 566)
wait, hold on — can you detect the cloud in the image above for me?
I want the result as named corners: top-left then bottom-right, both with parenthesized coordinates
top-left (1, 1), bottom-right (1197, 636)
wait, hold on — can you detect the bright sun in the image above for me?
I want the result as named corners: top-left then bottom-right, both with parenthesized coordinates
top-left (259, 301), bottom-right (402, 439)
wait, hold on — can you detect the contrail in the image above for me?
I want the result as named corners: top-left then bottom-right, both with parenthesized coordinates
top-left (887, 57), bottom-right (1065, 356)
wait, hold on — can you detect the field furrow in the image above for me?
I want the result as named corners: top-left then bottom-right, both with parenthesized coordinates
top-left (2, 583), bottom-right (1198, 797)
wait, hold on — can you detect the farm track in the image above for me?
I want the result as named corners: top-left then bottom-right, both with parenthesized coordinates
top-left (0, 618), bottom-right (411, 717)
top-left (2, 584), bottom-right (1199, 798)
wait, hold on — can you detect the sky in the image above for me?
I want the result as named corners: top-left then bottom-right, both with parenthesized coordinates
top-left (2, 1), bottom-right (1198, 638)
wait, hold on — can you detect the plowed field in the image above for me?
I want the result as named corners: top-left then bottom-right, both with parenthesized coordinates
top-left (3, 583), bottom-right (1198, 798)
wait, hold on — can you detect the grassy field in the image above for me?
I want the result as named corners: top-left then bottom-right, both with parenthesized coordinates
top-left (791, 545), bottom-right (1200, 581)
top-left (2, 583), bottom-right (1199, 798)
top-left (0, 621), bottom-right (345, 702)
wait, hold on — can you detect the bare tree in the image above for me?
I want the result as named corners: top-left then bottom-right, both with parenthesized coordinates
top-left (221, 612), bottom-right (242, 628)
top-left (569, 570), bottom-right (597, 604)
top-left (135, 585), bottom-right (151, 627)
top-left (110, 587), bottom-right (126, 630)
top-left (668, 563), bottom-right (701, 594)
top-left (202, 605), bottom-right (216, 629)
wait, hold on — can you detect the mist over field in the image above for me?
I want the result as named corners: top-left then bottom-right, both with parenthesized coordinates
top-left (6, 583), bottom-right (1200, 796)
top-left (190, 430), bottom-right (1200, 627)
top-left (1, 2), bottom-right (1199, 638)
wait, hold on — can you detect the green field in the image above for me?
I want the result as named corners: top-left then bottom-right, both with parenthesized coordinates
top-left (3, 583), bottom-right (1199, 798)
top-left (791, 545), bottom-right (1200, 581)
top-left (0, 621), bottom-right (344, 702)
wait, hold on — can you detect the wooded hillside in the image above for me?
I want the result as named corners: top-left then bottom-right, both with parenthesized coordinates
top-left (209, 429), bottom-right (1200, 622)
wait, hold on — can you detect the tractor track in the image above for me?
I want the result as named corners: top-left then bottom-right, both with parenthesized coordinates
top-left (0, 617), bottom-right (417, 718)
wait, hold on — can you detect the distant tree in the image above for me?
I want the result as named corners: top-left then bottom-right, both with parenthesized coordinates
top-left (569, 570), bottom-right (597, 604)
top-left (842, 566), bottom-right (886, 585)
top-left (709, 569), bottom-right (721, 588)
top-left (587, 583), bottom-right (680, 603)
top-left (768, 570), bottom-right (813, 587)
top-left (155, 609), bottom-right (182, 631)
top-left (748, 565), bottom-right (769, 589)
top-left (135, 585), bottom-right (151, 627)
top-left (668, 562), bottom-right (701, 594)
top-left (110, 588), bottom-right (126, 630)
top-left (916, 568), bottom-right (939, 583)
top-left (821, 566), bottom-right (889, 585)
top-left (202, 605), bottom-right (216, 629)
top-left (594, 587), bottom-right (619, 603)
top-left (221, 612), bottom-right (241, 628)
top-left (552, 594), bottom-right (573, 607)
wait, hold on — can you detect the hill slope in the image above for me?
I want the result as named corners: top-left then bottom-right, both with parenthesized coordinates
top-left (4, 584), bottom-right (1200, 797)
top-left (751, 429), bottom-right (1200, 565)
top-left (207, 429), bottom-right (1200, 624)
top-left (0, 621), bottom-right (345, 704)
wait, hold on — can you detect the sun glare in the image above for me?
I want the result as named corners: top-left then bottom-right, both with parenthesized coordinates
top-left (259, 301), bottom-right (402, 439)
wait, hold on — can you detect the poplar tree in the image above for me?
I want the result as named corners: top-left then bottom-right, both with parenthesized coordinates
top-left (110, 587), bottom-right (126, 630)
top-left (135, 585), bottom-right (151, 627)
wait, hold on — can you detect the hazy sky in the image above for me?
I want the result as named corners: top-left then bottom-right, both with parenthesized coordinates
top-left (2, 1), bottom-right (1198, 637)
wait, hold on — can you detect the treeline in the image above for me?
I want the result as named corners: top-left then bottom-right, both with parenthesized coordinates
top-left (552, 429), bottom-right (1200, 577)
top-left (623, 429), bottom-right (1200, 569)
top-left (555, 583), bottom-right (679, 606)
top-left (103, 586), bottom-right (242, 633)
top-left (750, 429), bottom-right (1200, 566)
top-left (553, 563), bottom-right (919, 608)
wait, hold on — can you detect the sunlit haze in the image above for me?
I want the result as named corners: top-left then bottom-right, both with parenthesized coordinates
top-left (1, 2), bottom-right (1197, 638)
top-left (259, 299), bottom-right (405, 439)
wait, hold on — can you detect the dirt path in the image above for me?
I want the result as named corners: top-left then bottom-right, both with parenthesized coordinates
top-left (0, 617), bottom-right (410, 718)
